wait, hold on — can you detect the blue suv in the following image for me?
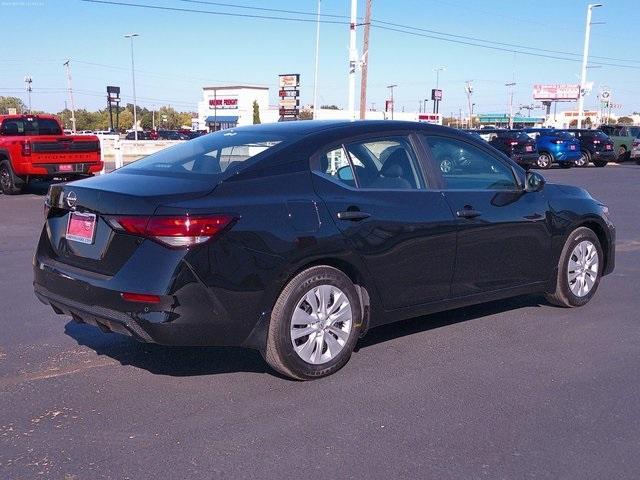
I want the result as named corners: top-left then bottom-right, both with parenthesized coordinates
top-left (523, 128), bottom-right (581, 169)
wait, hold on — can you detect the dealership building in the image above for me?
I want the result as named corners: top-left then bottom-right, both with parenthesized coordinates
top-left (196, 85), bottom-right (278, 131)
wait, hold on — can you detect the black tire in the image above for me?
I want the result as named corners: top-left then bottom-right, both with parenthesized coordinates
top-left (575, 150), bottom-right (590, 168)
top-left (536, 152), bottom-right (552, 169)
top-left (264, 266), bottom-right (362, 380)
top-left (559, 162), bottom-right (573, 169)
top-left (593, 160), bottom-right (608, 168)
top-left (545, 227), bottom-right (603, 308)
top-left (0, 160), bottom-right (24, 195)
top-left (616, 146), bottom-right (627, 163)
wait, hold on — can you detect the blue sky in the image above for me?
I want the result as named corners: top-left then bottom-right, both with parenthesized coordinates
top-left (1, 0), bottom-right (639, 116)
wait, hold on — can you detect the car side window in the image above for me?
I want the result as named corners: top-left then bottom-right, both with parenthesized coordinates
top-left (318, 146), bottom-right (356, 188)
top-left (344, 137), bottom-right (425, 190)
top-left (423, 135), bottom-right (518, 191)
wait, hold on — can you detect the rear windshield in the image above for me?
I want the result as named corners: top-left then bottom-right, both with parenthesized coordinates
top-left (122, 130), bottom-right (286, 176)
top-left (1, 117), bottom-right (62, 136)
top-left (496, 131), bottom-right (531, 140)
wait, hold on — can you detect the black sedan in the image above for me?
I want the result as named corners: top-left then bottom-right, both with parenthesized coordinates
top-left (34, 121), bottom-right (615, 380)
top-left (476, 129), bottom-right (539, 169)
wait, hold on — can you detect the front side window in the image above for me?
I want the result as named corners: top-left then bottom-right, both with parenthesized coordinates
top-left (344, 137), bottom-right (425, 190)
top-left (424, 135), bottom-right (518, 191)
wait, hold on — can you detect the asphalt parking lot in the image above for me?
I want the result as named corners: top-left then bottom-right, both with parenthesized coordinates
top-left (1, 164), bottom-right (639, 479)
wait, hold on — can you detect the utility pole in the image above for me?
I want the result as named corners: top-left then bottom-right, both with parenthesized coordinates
top-left (24, 76), bottom-right (33, 113)
top-left (359, 0), bottom-right (372, 120)
top-left (387, 84), bottom-right (397, 120)
top-left (63, 60), bottom-right (77, 133)
top-left (465, 81), bottom-right (473, 128)
top-left (347, 0), bottom-right (358, 120)
top-left (506, 82), bottom-right (516, 129)
top-left (312, 0), bottom-right (321, 119)
top-left (124, 33), bottom-right (139, 140)
top-left (577, 3), bottom-right (602, 129)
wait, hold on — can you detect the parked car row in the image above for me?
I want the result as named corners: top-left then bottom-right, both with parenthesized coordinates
top-left (124, 130), bottom-right (207, 141)
top-left (468, 124), bottom-right (639, 170)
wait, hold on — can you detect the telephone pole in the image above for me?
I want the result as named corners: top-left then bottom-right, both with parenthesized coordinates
top-left (359, 0), bottom-right (372, 120)
top-left (63, 60), bottom-right (77, 133)
top-left (24, 76), bottom-right (33, 113)
top-left (465, 81), bottom-right (473, 128)
top-left (347, 0), bottom-right (358, 120)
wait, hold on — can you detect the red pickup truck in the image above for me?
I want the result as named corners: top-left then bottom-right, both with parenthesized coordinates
top-left (0, 114), bottom-right (103, 195)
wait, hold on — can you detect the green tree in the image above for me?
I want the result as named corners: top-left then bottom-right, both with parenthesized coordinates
top-left (298, 109), bottom-right (313, 120)
top-left (618, 116), bottom-right (633, 125)
top-left (0, 96), bottom-right (27, 114)
top-left (252, 100), bottom-right (261, 124)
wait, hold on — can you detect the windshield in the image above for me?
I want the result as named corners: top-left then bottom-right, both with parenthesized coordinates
top-left (122, 130), bottom-right (286, 177)
top-left (1, 117), bottom-right (62, 136)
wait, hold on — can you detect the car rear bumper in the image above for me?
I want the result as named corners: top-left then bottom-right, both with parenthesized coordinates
top-left (592, 150), bottom-right (616, 161)
top-left (510, 153), bottom-right (538, 166)
top-left (32, 248), bottom-right (261, 348)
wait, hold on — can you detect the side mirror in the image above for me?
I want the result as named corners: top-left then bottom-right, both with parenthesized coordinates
top-left (525, 170), bottom-right (545, 192)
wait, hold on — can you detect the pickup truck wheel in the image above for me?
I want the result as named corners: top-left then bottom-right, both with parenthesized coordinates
top-left (616, 146), bottom-right (627, 163)
top-left (0, 160), bottom-right (24, 195)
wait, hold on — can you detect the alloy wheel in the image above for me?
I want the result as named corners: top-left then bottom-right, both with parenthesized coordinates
top-left (575, 152), bottom-right (589, 167)
top-left (567, 240), bottom-right (599, 297)
top-left (290, 284), bottom-right (353, 365)
top-left (440, 158), bottom-right (454, 173)
top-left (537, 153), bottom-right (551, 169)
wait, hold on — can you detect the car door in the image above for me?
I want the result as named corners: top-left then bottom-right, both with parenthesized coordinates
top-left (421, 133), bottom-right (552, 297)
top-left (311, 133), bottom-right (457, 310)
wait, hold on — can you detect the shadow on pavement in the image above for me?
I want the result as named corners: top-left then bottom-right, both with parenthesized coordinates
top-left (356, 294), bottom-right (545, 351)
top-left (64, 294), bottom-right (544, 377)
top-left (64, 321), bottom-right (270, 377)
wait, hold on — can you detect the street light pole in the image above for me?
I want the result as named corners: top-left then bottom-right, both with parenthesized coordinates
top-left (577, 4), bottom-right (602, 129)
top-left (312, 0), bottom-right (321, 120)
top-left (24, 76), bottom-right (33, 113)
top-left (63, 60), bottom-right (77, 133)
top-left (506, 82), bottom-right (516, 129)
top-left (124, 33), bottom-right (139, 140)
top-left (387, 84), bottom-right (397, 120)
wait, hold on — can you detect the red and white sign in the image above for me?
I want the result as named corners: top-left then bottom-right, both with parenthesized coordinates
top-left (533, 84), bottom-right (580, 101)
top-left (208, 97), bottom-right (238, 109)
top-left (418, 113), bottom-right (442, 125)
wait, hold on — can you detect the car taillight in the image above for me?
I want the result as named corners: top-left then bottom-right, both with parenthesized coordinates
top-left (633, 140), bottom-right (640, 147)
top-left (109, 214), bottom-right (235, 248)
top-left (593, 140), bottom-right (601, 144)
top-left (22, 140), bottom-right (32, 156)
top-left (509, 141), bottom-right (519, 146)
top-left (121, 292), bottom-right (161, 304)
top-left (552, 139), bottom-right (564, 144)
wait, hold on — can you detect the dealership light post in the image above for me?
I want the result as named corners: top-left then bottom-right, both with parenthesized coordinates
top-left (577, 4), bottom-right (602, 129)
top-left (24, 76), bottom-right (32, 113)
top-left (506, 82), bottom-right (516, 129)
top-left (124, 33), bottom-right (139, 140)
top-left (387, 84), bottom-right (397, 120)
top-left (312, 0), bottom-right (321, 119)
top-left (433, 66), bottom-right (445, 113)
top-left (347, 0), bottom-right (358, 121)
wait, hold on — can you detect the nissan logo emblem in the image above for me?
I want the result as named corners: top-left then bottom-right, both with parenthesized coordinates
top-left (66, 191), bottom-right (78, 209)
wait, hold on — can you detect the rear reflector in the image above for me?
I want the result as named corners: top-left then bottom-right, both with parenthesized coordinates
top-left (22, 140), bottom-right (32, 156)
top-left (121, 292), bottom-right (161, 303)
top-left (110, 214), bottom-right (235, 248)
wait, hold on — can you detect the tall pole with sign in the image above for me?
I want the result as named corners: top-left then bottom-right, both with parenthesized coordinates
top-left (348, 0), bottom-right (358, 121)
top-left (577, 4), bottom-right (602, 129)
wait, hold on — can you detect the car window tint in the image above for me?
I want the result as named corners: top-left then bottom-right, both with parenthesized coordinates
top-left (345, 137), bottom-right (425, 190)
top-left (424, 135), bottom-right (517, 191)
top-left (318, 146), bottom-right (356, 187)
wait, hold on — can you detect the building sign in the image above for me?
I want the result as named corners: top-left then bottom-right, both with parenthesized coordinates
top-left (431, 89), bottom-right (443, 101)
top-left (533, 84), bottom-right (580, 101)
top-left (279, 74), bottom-right (300, 88)
top-left (418, 113), bottom-right (442, 125)
top-left (209, 97), bottom-right (238, 109)
top-left (279, 74), bottom-right (300, 121)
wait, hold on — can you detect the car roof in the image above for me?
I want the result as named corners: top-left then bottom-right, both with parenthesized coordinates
top-left (221, 120), bottom-right (456, 137)
top-left (0, 114), bottom-right (59, 121)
